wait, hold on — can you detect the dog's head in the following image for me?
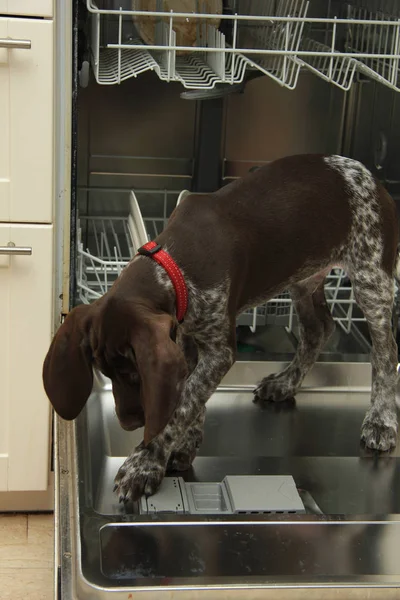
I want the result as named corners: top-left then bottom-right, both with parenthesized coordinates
top-left (42, 296), bottom-right (187, 445)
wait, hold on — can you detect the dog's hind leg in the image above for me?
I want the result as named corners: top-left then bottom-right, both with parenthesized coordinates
top-left (351, 268), bottom-right (398, 451)
top-left (254, 273), bottom-right (335, 403)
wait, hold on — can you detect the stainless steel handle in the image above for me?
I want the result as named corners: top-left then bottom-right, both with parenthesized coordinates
top-left (0, 243), bottom-right (32, 256)
top-left (0, 38), bottom-right (31, 50)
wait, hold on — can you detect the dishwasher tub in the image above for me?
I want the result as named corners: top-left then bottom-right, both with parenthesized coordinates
top-left (56, 360), bottom-right (400, 599)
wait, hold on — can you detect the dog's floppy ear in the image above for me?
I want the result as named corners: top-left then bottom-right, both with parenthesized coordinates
top-left (132, 313), bottom-right (188, 446)
top-left (43, 304), bottom-right (94, 420)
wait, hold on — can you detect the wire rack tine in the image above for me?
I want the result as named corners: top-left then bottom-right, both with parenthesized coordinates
top-left (114, 246), bottom-right (121, 277)
top-left (123, 219), bottom-right (134, 257)
top-left (109, 218), bottom-right (122, 260)
top-left (88, 250), bottom-right (106, 296)
top-left (102, 219), bottom-right (112, 260)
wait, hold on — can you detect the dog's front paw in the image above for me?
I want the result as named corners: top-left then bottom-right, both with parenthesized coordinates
top-left (361, 411), bottom-right (398, 452)
top-left (114, 446), bottom-right (166, 503)
top-left (253, 373), bottom-right (297, 403)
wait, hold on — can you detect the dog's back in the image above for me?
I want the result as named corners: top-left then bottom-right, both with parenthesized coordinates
top-left (160, 154), bottom-right (398, 311)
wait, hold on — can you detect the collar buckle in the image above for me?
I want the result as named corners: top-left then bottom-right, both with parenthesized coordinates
top-left (137, 243), bottom-right (162, 257)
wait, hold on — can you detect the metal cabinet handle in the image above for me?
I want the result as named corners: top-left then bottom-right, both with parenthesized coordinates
top-left (0, 244), bottom-right (32, 255)
top-left (0, 38), bottom-right (31, 50)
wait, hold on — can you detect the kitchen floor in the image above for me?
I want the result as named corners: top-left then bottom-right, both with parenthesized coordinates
top-left (0, 513), bottom-right (54, 600)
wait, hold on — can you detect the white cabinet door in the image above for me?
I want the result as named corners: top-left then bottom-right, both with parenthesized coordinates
top-left (0, 18), bottom-right (53, 223)
top-left (0, 223), bottom-right (53, 492)
top-left (0, 1), bottom-right (53, 18)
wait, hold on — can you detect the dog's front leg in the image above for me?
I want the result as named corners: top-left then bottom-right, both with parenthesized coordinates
top-left (114, 335), bottom-right (235, 503)
top-left (167, 406), bottom-right (206, 472)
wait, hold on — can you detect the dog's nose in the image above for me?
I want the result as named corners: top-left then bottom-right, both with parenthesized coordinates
top-left (118, 416), bottom-right (144, 431)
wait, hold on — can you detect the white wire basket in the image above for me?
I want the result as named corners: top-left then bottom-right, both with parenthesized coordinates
top-left (86, 0), bottom-right (400, 92)
top-left (298, 37), bottom-right (359, 91)
top-left (345, 4), bottom-right (400, 91)
top-left (87, 0), bottom-right (308, 90)
top-left (76, 191), bottom-right (366, 336)
top-left (77, 216), bottom-right (134, 302)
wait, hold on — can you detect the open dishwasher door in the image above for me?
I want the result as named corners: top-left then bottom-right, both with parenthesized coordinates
top-left (56, 360), bottom-right (400, 599)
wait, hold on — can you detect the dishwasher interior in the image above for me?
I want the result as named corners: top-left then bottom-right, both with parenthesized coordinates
top-left (58, 1), bottom-right (400, 597)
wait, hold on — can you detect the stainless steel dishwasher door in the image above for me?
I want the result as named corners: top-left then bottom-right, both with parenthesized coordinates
top-left (56, 360), bottom-right (400, 599)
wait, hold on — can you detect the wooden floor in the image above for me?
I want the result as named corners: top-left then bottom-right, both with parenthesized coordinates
top-left (0, 513), bottom-right (54, 600)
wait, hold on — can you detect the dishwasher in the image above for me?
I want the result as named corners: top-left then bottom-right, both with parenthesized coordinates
top-left (56, 1), bottom-right (400, 597)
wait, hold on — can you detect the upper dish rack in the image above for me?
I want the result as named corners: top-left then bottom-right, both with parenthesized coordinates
top-left (86, 0), bottom-right (400, 92)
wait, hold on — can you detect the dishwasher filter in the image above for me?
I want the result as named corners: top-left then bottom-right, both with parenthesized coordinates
top-left (139, 475), bottom-right (306, 515)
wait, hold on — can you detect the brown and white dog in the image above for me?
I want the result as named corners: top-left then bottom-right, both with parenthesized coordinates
top-left (43, 154), bottom-right (399, 502)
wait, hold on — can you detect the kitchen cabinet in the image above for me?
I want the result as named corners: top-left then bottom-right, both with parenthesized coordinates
top-left (0, 0), bottom-right (53, 18)
top-left (0, 12), bottom-right (54, 505)
top-left (0, 17), bottom-right (53, 223)
top-left (0, 223), bottom-right (53, 492)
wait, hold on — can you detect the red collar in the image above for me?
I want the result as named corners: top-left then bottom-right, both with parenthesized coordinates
top-left (137, 241), bottom-right (188, 323)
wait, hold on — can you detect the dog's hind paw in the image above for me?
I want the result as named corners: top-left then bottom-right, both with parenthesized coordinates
top-left (361, 414), bottom-right (397, 452)
top-left (253, 373), bottom-right (297, 403)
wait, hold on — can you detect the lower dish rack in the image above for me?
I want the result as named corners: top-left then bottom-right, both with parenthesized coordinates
top-left (76, 190), bottom-right (366, 336)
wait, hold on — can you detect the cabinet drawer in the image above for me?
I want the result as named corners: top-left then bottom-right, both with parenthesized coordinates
top-left (0, 223), bottom-right (53, 492)
top-left (0, 1), bottom-right (53, 18)
top-left (0, 18), bottom-right (53, 223)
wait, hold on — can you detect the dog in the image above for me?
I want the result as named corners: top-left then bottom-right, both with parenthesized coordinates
top-left (43, 154), bottom-right (399, 503)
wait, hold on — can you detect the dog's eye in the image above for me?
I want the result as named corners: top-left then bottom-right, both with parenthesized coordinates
top-left (94, 357), bottom-right (113, 378)
top-left (113, 354), bottom-right (132, 372)
top-left (125, 347), bottom-right (136, 364)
